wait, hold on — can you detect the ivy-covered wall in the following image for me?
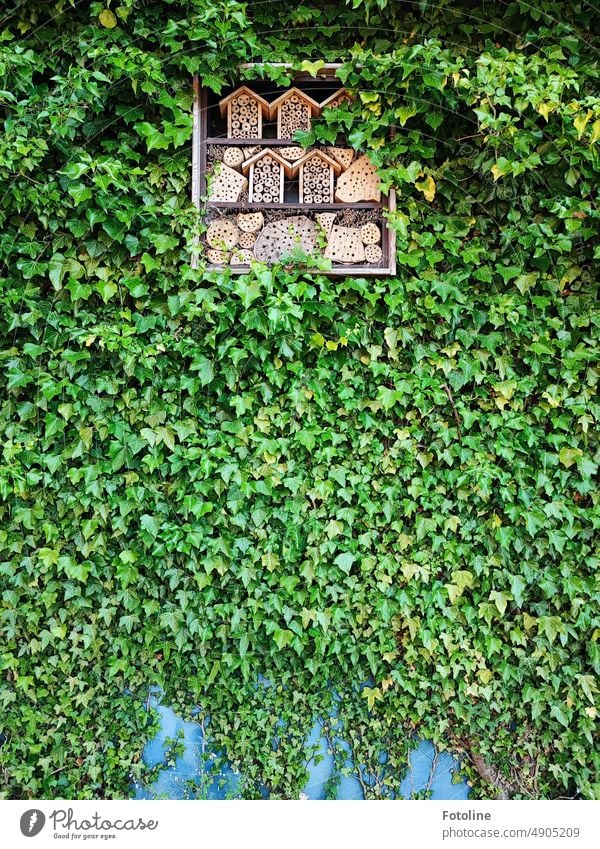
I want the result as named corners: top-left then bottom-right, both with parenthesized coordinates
top-left (0, 0), bottom-right (598, 800)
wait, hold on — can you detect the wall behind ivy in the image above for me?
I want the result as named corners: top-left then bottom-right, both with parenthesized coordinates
top-left (0, 0), bottom-right (598, 800)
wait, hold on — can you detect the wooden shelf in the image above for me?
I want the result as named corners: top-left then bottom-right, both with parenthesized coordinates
top-left (206, 201), bottom-right (383, 210)
top-left (210, 264), bottom-right (392, 277)
top-left (206, 138), bottom-right (328, 146)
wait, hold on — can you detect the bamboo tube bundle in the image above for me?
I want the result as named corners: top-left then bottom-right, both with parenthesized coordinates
top-left (320, 89), bottom-right (353, 112)
top-left (267, 88), bottom-right (321, 140)
top-left (293, 150), bottom-right (341, 204)
top-left (252, 155), bottom-right (280, 203)
top-left (279, 97), bottom-right (311, 138)
top-left (219, 87), bottom-right (269, 140)
top-left (241, 149), bottom-right (292, 203)
top-left (230, 94), bottom-right (259, 139)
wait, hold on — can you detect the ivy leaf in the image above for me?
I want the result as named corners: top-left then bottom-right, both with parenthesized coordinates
top-left (334, 552), bottom-right (355, 574)
top-left (396, 104), bottom-right (417, 126)
top-left (550, 704), bottom-right (570, 728)
top-left (415, 175), bottom-right (436, 201)
top-left (489, 590), bottom-right (511, 616)
top-left (150, 233), bottom-right (179, 254)
top-left (536, 102), bottom-right (557, 121)
top-left (559, 446), bottom-right (582, 468)
top-left (140, 514), bottom-right (159, 537)
top-left (96, 281), bottom-right (118, 303)
top-left (384, 326), bottom-right (399, 359)
top-left (300, 60), bottom-right (325, 77)
top-left (273, 628), bottom-right (293, 650)
top-left (577, 675), bottom-right (598, 705)
top-left (296, 430), bottom-right (316, 451)
top-left (491, 158), bottom-right (511, 181)
top-left (58, 555), bottom-right (89, 583)
top-left (16, 258), bottom-right (46, 279)
top-left (509, 576), bottom-right (526, 608)
top-left (48, 253), bottom-right (67, 290)
top-left (99, 9), bottom-right (118, 28)
top-left (573, 110), bottom-right (592, 139)
top-left (446, 583), bottom-right (462, 605)
top-left (261, 552), bottom-right (280, 572)
top-left (362, 686), bottom-right (383, 711)
top-left (233, 279), bottom-right (261, 308)
top-left (239, 635), bottom-right (249, 658)
top-left (192, 357), bottom-right (214, 386)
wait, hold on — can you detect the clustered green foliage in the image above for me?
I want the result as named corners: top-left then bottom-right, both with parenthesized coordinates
top-left (0, 0), bottom-right (598, 800)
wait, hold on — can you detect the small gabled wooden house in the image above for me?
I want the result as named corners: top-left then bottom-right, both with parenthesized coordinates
top-left (320, 88), bottom-right (353, 111)
top-left (219, 86), bottom-right (270, 139)
top-left (292, 150), bottom-right (342, 204)
top-left (241, 148), bottom-right (294, 203)
top-left (267, 87), bottom-right (321, 139)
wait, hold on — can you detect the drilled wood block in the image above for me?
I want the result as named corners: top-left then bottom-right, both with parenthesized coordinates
top-left (207, 163), bottom-right (247, 203)
top-left (316, 213), bottom-right (337, 237)
top-left (360, 222), bottom-right (381, 244)
top-left (223, 147), bottom-right (244, 170)
top-left (324, 225), bottom-right (366, 264)
top-left (279, 146), bottom-right (305, 162)
top-left (364, 243), bottom-right (383, 264)
top-left (334, 154), bottom-right (381, 203)
top-left (230, 248), bottom-right (254, 265)
top-left (324, 147), bottom-right (355, 170)
top-left (206, 249), bottom-right (230, 264)
top-left (236, 211), bottom-right (264, 233)
top-left (206, 219), bottom-right (240, 250)
top-left (254, 216), bottom-right (317, 264)
top-left (238, 231), bottom-right (257, 249)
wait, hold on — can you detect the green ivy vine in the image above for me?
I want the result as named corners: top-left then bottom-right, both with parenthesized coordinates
top-left (0, 0), bottom-right (598, 800)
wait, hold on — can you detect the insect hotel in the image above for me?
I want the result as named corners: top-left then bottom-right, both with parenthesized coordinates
top-left (194, 66), bottom-right (396, 275)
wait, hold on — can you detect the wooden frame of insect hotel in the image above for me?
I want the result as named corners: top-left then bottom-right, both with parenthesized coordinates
top-left (192, 65), bottom-right (397, 275)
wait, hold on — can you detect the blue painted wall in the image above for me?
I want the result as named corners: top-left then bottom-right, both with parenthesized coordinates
top-left (133, 693), bottom-right (470, 801)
